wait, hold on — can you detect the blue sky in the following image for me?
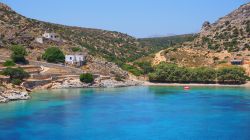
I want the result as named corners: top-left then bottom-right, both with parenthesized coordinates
top-left (0, 0), bottom-right (249, 38)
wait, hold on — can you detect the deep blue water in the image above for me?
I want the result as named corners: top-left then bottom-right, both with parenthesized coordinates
top-left (0, 86), bottom-right (250, 140)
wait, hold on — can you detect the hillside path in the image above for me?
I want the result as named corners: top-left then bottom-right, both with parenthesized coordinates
top-left (153, 50), bottom-right (166, 65)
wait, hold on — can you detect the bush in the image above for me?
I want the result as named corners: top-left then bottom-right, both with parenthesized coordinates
top-left (80, 73), bottom-right (94, 83)
top-left (11, 79), bottom-right (22, 85)
top-left (148, 63), bottom-right (246, 84)
top-left (115, 74), bottom-right (123, 81)
top-left (3, 60), bottom-right (16, 67)
top-left (1, 67), bottom-right (29, 80)
top-left (217, 66), bottom-right (246, 84)
top-left (11, 45), bottom-right (27, 63)
top-left (134, 61), bottom-right (154, 75)
top-left (71, 47), bottom-right (82, 52)
top-left (121, 64), bottom-right (143, 76)
top-left (42, 47), bottom-right (65, 63)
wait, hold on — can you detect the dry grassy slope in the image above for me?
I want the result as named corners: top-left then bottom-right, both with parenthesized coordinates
top-left (0, 2), bottom-right (150, 63)
top-left (156, 2), bottom-right (250, 67)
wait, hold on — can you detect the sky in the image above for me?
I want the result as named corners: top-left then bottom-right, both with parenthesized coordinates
top-left (0, 0), bottom-right (249, 38)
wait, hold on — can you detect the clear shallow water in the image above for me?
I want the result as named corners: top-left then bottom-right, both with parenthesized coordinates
top-left (0, 86), bottom-right (250, 140)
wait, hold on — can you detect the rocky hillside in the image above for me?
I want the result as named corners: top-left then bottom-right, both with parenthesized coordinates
top-left (158, 2), bottom-right (250, 67)
top-left (0, 2), bottom-right (152, 64)
top-left (138, 34), bottom-right (197, 54)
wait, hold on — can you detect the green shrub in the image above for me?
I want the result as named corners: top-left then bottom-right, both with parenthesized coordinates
top-left (42, 47), bottom-right (65, 63)
top-left (80, 73), bottom-right (94, 83)
top-left (71, 47), bottom-right (82, 52)
top-left (115, 75), bottom-right (123, 81)
top-left (11, 79), bottom-right (22, 85)
top-left (148, 63), bottom-right (246, 84)
top-left (134, 61), bottom-right (154, 74)
top-left (217, 66), bottom-right (246, 84)
top-left (1, 67), bottom-right (29, 80)
top-left (11, 45), bottom-right (27, 63)
top-left (3, 60), bottom-right (16, 67)
top-left (121, 64), bottom-right (143, 76)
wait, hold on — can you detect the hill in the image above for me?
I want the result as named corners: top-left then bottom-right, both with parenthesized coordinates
top-left (138, 34), bottom-right (197, 54)
top-left (0, 2), bottom-right (154, 65)
top-left (155, 3), bottom-right (250, 68)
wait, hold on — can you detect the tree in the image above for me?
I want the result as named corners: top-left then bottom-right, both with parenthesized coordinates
top-left (42, 47), bottom-right (65, 63)
top-left (11, 45), bottom-right (27, 63)
top-left (1, 67), bottom-right (29, 85)
top-left (80, 73), bottom-right (94, 83)
top-left (217, 66), bottom-right (246, 84)
top-left (134, 61), bottom-right (154, 75)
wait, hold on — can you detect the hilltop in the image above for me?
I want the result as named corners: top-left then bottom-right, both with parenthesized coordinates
top-left (0, 2), bottom-right (153, 65)
top-left (154, 3), bottom-right (250, 68)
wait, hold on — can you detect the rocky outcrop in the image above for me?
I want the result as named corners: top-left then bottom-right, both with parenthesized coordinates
top-left (159, 2), bottom-right (250, 68)
top-left (86, 56), bottom-right (128, 78)
top-left (0, 90), bottom-right (30, 103)
top-left (94, 79), bottom-right (142, 88)
top-left (49, 77), bottom-right (142, 89)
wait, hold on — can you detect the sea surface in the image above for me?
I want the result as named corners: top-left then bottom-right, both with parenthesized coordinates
top-left (0, 86), bottom-right (250, 140)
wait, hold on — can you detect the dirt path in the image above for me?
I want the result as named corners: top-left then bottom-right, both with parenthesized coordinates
top-left (152, 50), bottom-right (167, 65)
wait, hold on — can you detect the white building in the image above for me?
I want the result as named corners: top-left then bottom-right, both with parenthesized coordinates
top-left (65, 55), bottom-right (85, 67)
top-left (42, 32), bottom-right (60, 42)
top-left (35, 37), bottom-right (43, 44)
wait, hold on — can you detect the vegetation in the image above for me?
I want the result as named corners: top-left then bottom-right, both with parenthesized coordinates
top-left (138, 34), bottom-right (197, 54)
top-left (80, 73), bottom-right (94, 83)
top-left (3, 60), bottom-right (16, 67)
top-left (246, 20), bottom-right (250, 33)
top-left (121, 64), bottom-right (143, 76)
top-left (42, 47), bottom-right (65, 63)
top-left (10, 45), bottom-right (27, 64)
top-left (134, 61), bottom-right (154, 75)
top-left (148, 63), bottom-right (246, 84)
top-left (11, 79), bottom-right (22, 85)
top-left (115, 74), bottom-right (124, 81)
top-left (1, 67), bottom-right (29, 85)
top-left (71, 47), bottom-right (82, 52)
top-left (217, 66), bottom-right (246, 84)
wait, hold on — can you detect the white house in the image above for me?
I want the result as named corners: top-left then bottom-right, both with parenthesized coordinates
top-left (42, 32), bottom-right (60, 41)
top-left (65, 55), bottom-right (85, 67)
top-left (35, 37), bottom-right (43, 44)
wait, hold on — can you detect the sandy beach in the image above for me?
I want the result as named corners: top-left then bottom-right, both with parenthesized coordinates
top-left (143, 81), bottom-right (250, 88)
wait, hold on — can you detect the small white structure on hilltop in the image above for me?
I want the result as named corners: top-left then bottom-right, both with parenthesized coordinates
top-left (42, 32), bottom-right (60, 42)
top-left (35, 37), bottom-right (43, 44)
top-left (65, 54), bottom-right (86, 67)
top-left (35, 32), bottom-right (61, 44)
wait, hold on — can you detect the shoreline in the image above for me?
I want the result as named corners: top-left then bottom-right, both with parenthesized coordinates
top-left (143, 81), bottom-right (250, 88)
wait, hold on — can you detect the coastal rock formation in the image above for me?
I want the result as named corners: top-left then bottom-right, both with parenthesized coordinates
top-left (86, 56), bottom-right (128, 78)
top-left (96, 79), bottom-right (142, 88)
top-left (48, 77), bottom-right (142, 89)
top-left (0, 90), bottom-right (30, 103)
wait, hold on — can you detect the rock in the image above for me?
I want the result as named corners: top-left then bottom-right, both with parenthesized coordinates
top-left (0, 95), bottom-right (9, 103)
top-left (2, 90), bottom-right (30, 101)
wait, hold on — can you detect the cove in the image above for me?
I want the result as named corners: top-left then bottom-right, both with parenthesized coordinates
top-left (0, 86), bottom-right (250, 140)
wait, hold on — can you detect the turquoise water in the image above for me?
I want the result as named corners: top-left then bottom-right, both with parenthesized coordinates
top-left (0, 86), bottom-right (250, 140)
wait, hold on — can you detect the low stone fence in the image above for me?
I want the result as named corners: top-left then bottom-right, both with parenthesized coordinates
top-left (0, 76), bottom-right (9, 83)
top-left (29, 61), bottom-right (83, 74)
top-left (23, 79), bottom-right (52, 89)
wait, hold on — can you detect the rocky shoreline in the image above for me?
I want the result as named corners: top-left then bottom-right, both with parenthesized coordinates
top-left (0, 90), bottom-right (30, 103)
top-left (0, 77), bottom-right (142, 103)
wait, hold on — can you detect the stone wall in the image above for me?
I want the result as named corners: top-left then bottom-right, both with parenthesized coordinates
top-left (29, 60), bottom-right (83, 74)
top-left (23, 79), bottom-right (52, 89)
